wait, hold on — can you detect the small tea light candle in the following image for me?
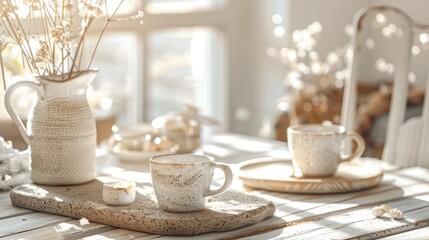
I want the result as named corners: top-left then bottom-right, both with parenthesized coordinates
top-left (103, 180), bottom-right (136, 206)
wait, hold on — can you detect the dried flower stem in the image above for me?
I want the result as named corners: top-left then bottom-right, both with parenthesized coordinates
top-left (68, 17), bottom-right (94, 79)
top-left (2, 17), bottom-right (37, 75)
top-left (1, 0), bottom-right (142, 82)
top-left (87, 0), bottom-right (124, 69)
top-left (0, 44), bottom-right (6, 91)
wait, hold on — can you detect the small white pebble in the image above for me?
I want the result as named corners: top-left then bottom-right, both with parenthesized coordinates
top-left (389, 208), bottom-right (404, 219)
top-left (79, 217), bottom-right (90, 226)
top-left (371, 206), bottom-right (386, 217)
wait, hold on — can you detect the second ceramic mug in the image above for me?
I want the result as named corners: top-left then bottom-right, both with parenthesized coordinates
top-left (287, 124), bottom-right (365, 177)
top-left (150, 154), bottom-right (233, 212)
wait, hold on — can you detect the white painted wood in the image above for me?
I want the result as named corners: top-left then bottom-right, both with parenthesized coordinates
top-left (82, 229), bottom-right (155, 240)
top-left (3, 219), bottom-right (114, 240)
top-left (0, 191), bottom-right (34, 218)
top-left (340, 5), bottom-right (364, 134)
top-left (0, 204), bottom-right (33, 218)
top-left (383, 21), bottom-right (412, 165)
top-left (379, 226), bottom-right (429, 239)
top-left (417, 61), bottom-right (429, 168)
top-left (2, 135), bottom-right (429, 239)
top-left (246, 194), bottom-right (429, 240)
top-left (342, 6), bottom-right (429, 167)
top-left (395, 117), bottom-right (422, 167)
top-left (0, 212), bottom-right (72, 238)
top-left (175, 168), bottom-right (429, 240)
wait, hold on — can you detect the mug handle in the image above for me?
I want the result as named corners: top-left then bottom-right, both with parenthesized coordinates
top-left (204, 163), bottom-right (233, 197)
top-left (341, 132), bottom-right (365, 162)
top-left (4, 80), bottom-right (45, 145)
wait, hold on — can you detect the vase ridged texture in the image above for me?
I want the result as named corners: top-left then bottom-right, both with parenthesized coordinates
top-left (28, 97), bottom-right (96, 185)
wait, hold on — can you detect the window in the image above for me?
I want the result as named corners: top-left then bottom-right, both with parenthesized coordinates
top-left (1, 1), bottom-right (289, 137)
top-left (90, 0), bottom-right (227, 130)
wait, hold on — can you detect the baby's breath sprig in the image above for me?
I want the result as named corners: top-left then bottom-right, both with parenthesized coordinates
top-left (0, 33), bottom-right (9, 91)
top-left (0, 0), bottom-right (143, 82)
top-left (85, 1), bottom-right (144, 74)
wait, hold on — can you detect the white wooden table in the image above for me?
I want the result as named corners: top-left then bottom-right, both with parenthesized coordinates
top-left (1, 133), bottom-right (429, 239)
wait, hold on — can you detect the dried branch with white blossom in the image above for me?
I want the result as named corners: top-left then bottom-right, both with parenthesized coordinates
top-left (0, 0), bottom-right (143, 82)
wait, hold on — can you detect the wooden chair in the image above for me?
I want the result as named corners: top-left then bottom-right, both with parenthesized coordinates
top-left (341, 5), bottom-right (429, 168)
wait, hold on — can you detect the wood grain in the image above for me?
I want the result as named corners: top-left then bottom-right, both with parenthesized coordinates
top-left (1, 219), bottom-right (114, 240)
top-left (379, 226), bottom-right (429, 239)
top-left (189, 167), bottom-right (429, 240)
top-left (0, 212), bottom-right (72, 238)
top-left (2, 134), bottom-right (429, 239)
top-left (237, 158), bottom-right (383, 193)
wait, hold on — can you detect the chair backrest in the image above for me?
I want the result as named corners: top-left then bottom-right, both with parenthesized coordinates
top-left (341, 5), bottom-right (429, 168)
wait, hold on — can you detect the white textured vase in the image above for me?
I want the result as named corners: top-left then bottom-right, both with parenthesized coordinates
top-left (4, 70), bottom-right (98, 185)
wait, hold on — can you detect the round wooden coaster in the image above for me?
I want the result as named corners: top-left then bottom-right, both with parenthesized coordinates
top-left (237, 157), bottom-right (383, 193)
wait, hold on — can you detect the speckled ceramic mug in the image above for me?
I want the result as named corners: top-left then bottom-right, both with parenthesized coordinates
top-left (150, 154), bottom-right (233, 212)
top-left (287, 124), bottom-right (365, 177)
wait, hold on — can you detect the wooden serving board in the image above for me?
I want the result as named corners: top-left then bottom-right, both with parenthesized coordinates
top-left (237, 157), bottom-right (383, 193)
top-left (10, 180), bottom-right (275, 236)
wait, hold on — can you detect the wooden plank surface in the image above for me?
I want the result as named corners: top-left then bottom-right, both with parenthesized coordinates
top-left (0, 212), bottom-right (72, 238)
top-left (1, 134), bottom-right (429, 239)
top-left (146, 168), bottom-right (429, 240)
top-left (80, 229), bottom-right (157, 240)
top-left (246, 194), bottom-right (429, 240)
top-left (1, 219), bottom-right (114, 240)
top-left (379, 226), bottom-right (429, 239)
top-left (2, 167), bottom-right (429, 240)
top-left (0, 190), bottom-right (34, 218)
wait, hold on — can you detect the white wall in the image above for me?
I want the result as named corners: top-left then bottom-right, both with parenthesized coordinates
top-left (230, 0), bottom-right (370, 136)
top-left (227, 0), bottom-right (288, 136)
top-left (288, 0), bottom-right (370, 56)
top-left (231, 0), bottom-right (429, 137)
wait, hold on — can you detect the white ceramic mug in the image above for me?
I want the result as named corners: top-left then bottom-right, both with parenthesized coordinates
top-left (150, 154), bottom-right (233, 212)
top-left (287, 124), bottom-right (365, 177)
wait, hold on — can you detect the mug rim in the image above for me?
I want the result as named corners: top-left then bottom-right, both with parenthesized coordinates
top-left (287, 124), bottom-right (346, 135)
top-left (150, 153), bottom-right (214, 165)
